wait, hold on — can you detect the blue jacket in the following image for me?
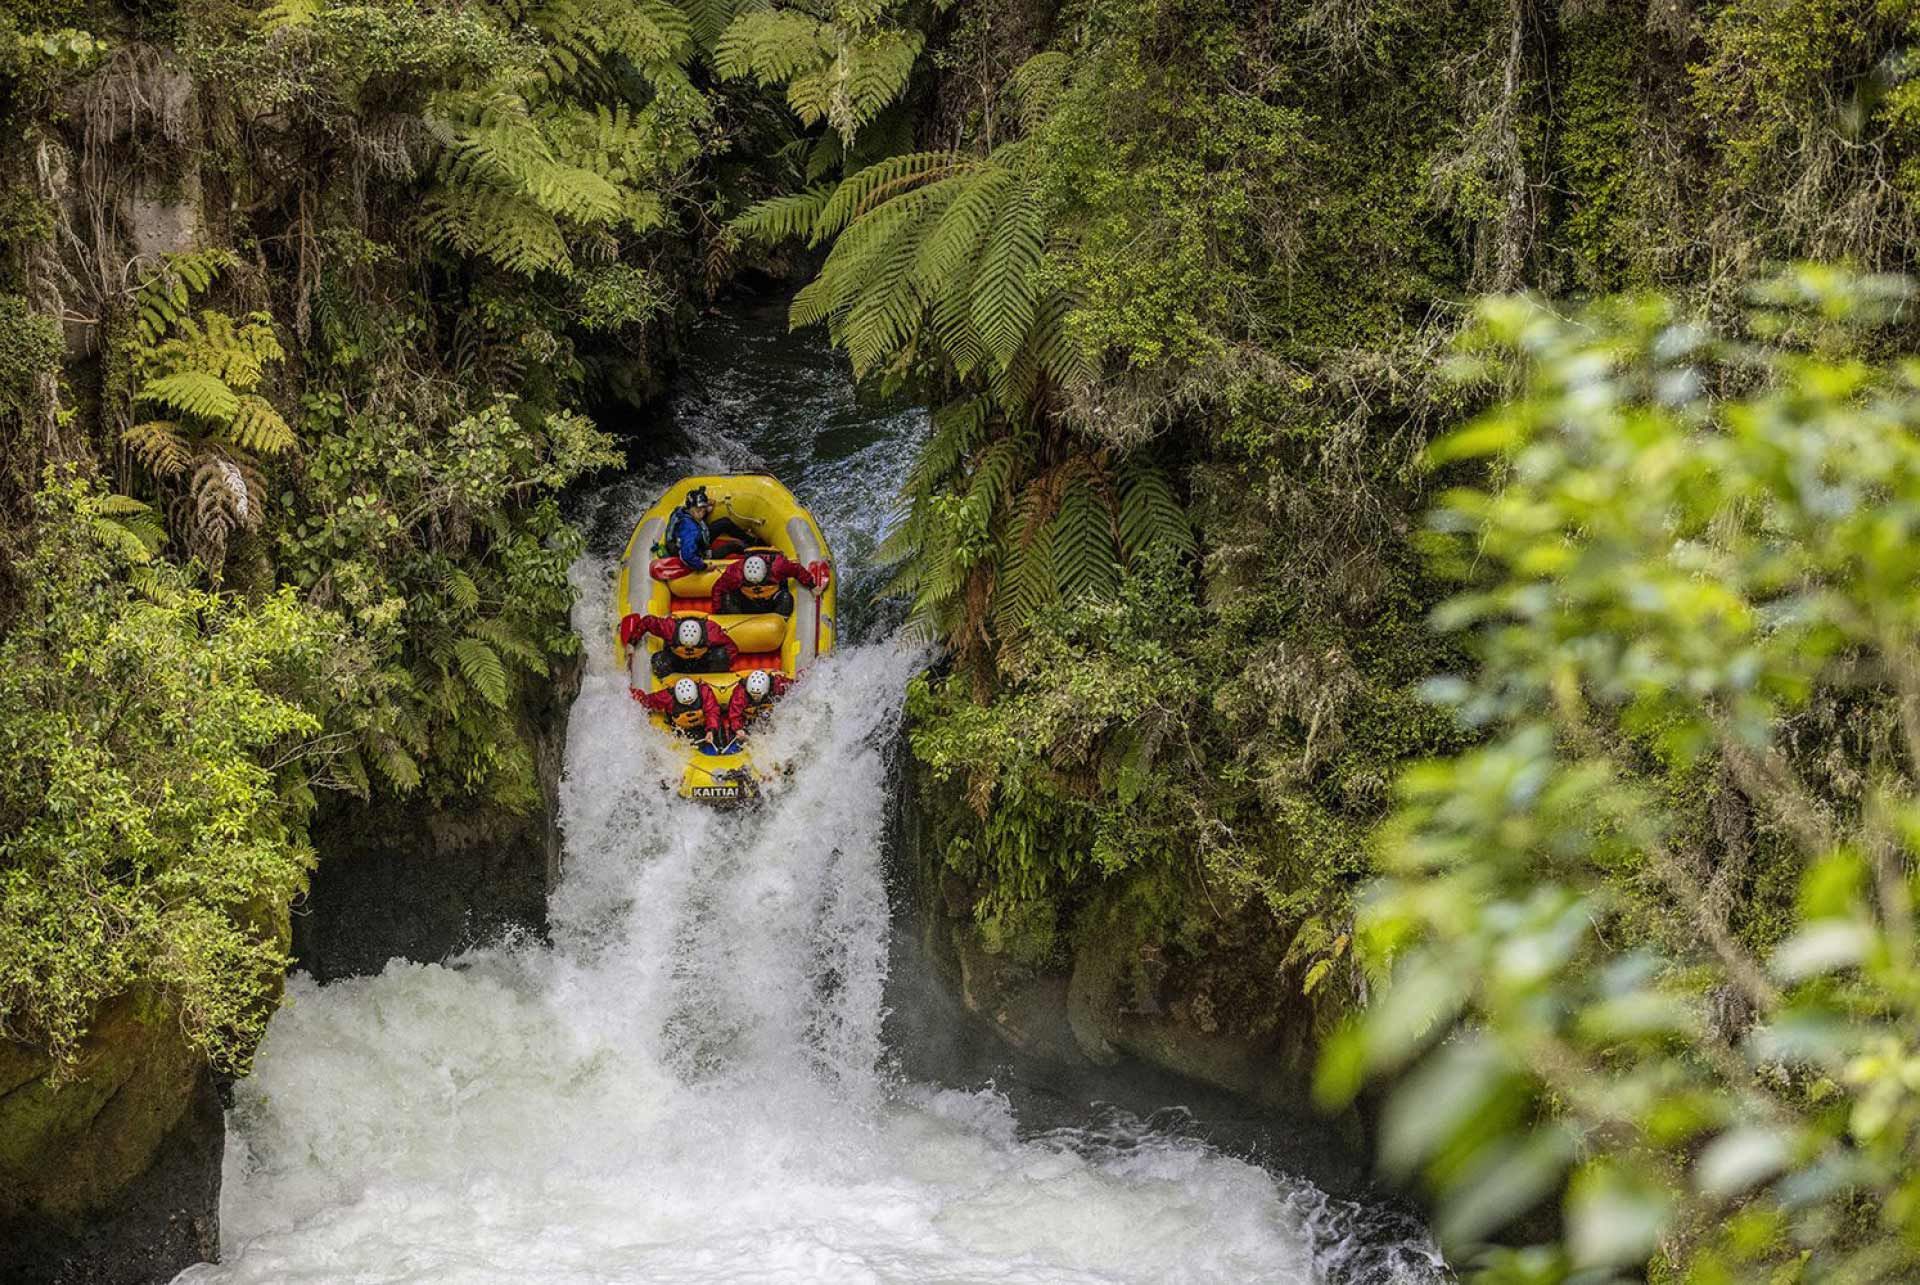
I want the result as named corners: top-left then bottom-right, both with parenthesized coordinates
top-left (667, 507), bottom-right (710, 570)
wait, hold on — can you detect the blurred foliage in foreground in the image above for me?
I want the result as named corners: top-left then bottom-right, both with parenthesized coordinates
top-left (1320, 270), bottom-right (1920, 1282)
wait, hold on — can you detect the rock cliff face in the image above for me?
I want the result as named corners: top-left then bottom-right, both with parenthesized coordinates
top-left (0, 993), bottom-right (222, 1285)
top-left (295, 651), bottom-right (581, 981)
top-left (891, 749), bottom-right (1356, 1131)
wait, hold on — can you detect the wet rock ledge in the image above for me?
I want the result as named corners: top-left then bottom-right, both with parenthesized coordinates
top-left (294, 653), bottom-right (580, 981)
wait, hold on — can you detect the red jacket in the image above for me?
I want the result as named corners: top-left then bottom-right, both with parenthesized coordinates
top-left (632, 682), bottom-right (724, 736)
top-left (619, 613), bottom-right (739, 665)
top-left (725, 673), bottom-right (794, 735)
top-left (708, 556), bottom-right (829, 614)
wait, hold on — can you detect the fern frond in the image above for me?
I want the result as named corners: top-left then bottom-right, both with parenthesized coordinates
top-left (713, 9), bottom-right (827, 85)
top-left (224, 395), bottom-right (297, 455)
top-left (374, 742), bottom-right (423, 791)
top-left (192, 454), bottom-right (260, 538)
top-left (260, 0), bottom-right (322, 31)
top-left (834, 29), bottom-right (922, 137)
top-left (447, 568), bottom-right (481, 611)
top-left (912, 164), bottom-right (1012, 300)
top-left (970, 182), bottom-right (1044, 369)
top-left (997, 477), bottom-right (1057, 636)
top-left (419, 188), bottom-right (572, 277)
top-left (1118, 463), bottom-right (1196, 563)
top-left (732, 186), bottom-right (832, 244)
top-left (1049, 473), bottom-right (1120, 603)
top-left (97, 493), bottom-right (151, 516)
top-left (812, 151), bottom-right (966, 244)
top-left (533, 0), bottom-right (689, 80)
top-left (966, 436), bottom-right (1023, 514)
top-left (1030, 291), bottom-right (1095, 390)
top-left (90, 513), bottom-right (154, 565)
top-left (684, 0), bottom-right (751, 50)
top-left (909, 397), bottom-right (991, 498)
top-left (453, 637), bottom-right (510, 709)
top-left (124, 420), bottom-right (192, 477)
top-left (468, 617), bottom-right (550, 676)
top-left (840, 175), bottom-right (968, 376)
top-left (1008, 51), bottom-right (1071, 132)
top-left (138, 371), bottom-right (240, 423)
top-left (96, 496), bottom-right (168, 560)
top-left (131, 249), bottom-right (238, 345)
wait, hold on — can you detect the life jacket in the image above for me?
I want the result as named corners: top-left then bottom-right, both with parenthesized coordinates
top-left (735, 547), bottom-right (787, 604)
top-left (658, 506), bottom-right (710, 562)
top-left (670, 699), bottom-right (708, 733)
top-left (739, 688), bottom-right (776, 723)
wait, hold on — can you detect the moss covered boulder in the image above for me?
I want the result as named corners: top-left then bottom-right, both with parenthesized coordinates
top-left (0, 990), bottom-right (222, 1284)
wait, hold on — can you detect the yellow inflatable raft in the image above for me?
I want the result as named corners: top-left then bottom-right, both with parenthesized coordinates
top-left (615, 473), bottom-right (837, 803)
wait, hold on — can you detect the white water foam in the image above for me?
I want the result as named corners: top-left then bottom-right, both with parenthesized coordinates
top-left (175, 575), bottom-right (1362, 1282)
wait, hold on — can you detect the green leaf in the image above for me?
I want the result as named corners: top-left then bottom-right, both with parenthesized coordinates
top-left (1567, 1161), bottom-right (1671, 1270)
top-left (453, 637), bottom-right (510, 709)
top-left (1696, 1127), bottom-right (1794, 1198)
top-left (138, 370), bottom-right (240, 422)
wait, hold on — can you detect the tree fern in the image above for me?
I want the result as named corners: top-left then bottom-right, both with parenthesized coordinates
top-left (122, 305), bottom-right (295, 567)
top-left (731, 49), bottom-right (1188, 663)
top-left (713, 6), bottom-right (922, 141)
top-left (417, 3), bottom-right (699, 281)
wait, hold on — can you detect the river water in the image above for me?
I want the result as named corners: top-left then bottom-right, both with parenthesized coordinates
top-left (177, 304), bottom-right (1446, 1284)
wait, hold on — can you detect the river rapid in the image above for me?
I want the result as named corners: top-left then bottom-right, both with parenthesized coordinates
top-left (177, 304), bottom-right (1446, 1285)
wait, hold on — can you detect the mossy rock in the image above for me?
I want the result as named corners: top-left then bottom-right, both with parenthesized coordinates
top-left (0, 990), bottom-right (221, 1283)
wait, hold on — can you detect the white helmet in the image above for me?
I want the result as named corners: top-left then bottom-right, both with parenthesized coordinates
top-left (743, 555), bottom-right (770, 585)
top-left (675, 618), bottom-right (704, 649)
top-left (673, 678), bottom-right (698, 706)
top-left (746, 669), bottom-right (773, 699)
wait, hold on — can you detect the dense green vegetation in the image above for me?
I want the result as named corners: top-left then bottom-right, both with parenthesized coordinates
top-left (9, 0), bottom-right (1920, 1276)
top-left (0, 0), bottom-right (926, 1062)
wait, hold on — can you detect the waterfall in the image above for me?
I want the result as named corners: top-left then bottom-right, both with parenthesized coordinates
top-left (177, 308), bottom-right (1443, 1285)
